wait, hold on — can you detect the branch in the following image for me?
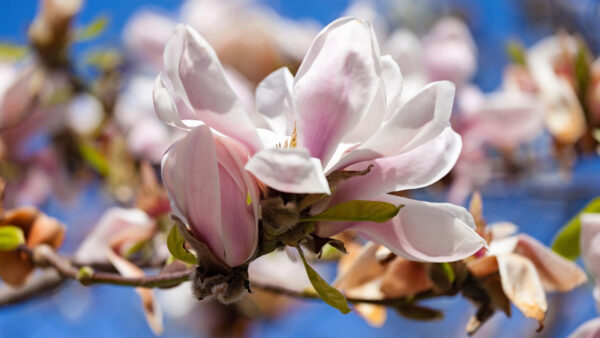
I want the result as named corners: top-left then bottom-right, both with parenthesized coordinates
top-left (249, 281), bottom-right (439, 306)
top-left (25, 245), bottom-right (192, 288)
top-left (0, 270), bottom-right (65, 307)
top-left (5, 245), bottom-right (443, 310)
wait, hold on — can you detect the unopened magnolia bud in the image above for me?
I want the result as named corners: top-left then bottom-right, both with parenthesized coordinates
top-left (191, 266), bottom-right (249, 304)
top-left (29, 0), bottom-right (82, 56)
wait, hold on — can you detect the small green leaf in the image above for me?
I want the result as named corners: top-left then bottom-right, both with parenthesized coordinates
top-left (302, 200), bottom-right (402, 223)
top-left (552, 197), bottom-right (600, 260)
top-left (0, 226), bottom-right (25, 251)
top-left (246, 190), bottom-right (252, 206)
top-left (506, 40), bottom-right (526, 65)
top-left (575, 44), bottom-right (591, 96)
top-left (76, 15), bottom-right (109, 41)
top-left (167, 225), bottom-right (197, 265)
top-left (86, 49), bottom-right (122, 70)
top-left (0, 43), bottom-right (28, 61)
top-left (297, 246), bottom-right (351, 314)
top-left (124, 240), bottom-right (147, 259)
top-left (438, 262), bottom-right (455, 283)
top-left (77, 141), bottom-right (109, 176)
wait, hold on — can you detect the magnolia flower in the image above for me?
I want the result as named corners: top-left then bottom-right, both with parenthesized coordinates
top-left (75, 207), bottom-right (163, 335)
top-left (384, 17), bottom-right (477, 103)
top-left (114, 75), bottom-right (180, 163)
top-left (421, 17), bottom-right (477, 87)
top-left (567, 213), bottom-right (600, 338)
top-left (181, 0), bottom-right (318, 84)
top-left (458, 85), bottom-right (544, 151)
top-left (526, 34), bottom-right (587, 145)
top-left (154, 18), bottom-right (485, 270)
top-left (467, 222), bottom-right (587, 327)
top-left (161, 125), bottom-right (261, 268)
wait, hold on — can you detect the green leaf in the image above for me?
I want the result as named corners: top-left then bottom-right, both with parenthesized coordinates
top-left (297, 247), bottom-right (351, 314)
top-left (76, 15), bottom-right (109, 41)
top-left (77, 141), bottom-right (109, 176)
top-left (0, 43), bottom-right (28, 61)
top-left (302, 200), bottom-right (402, 223)
top-left (86, 49), bottom-right (122, 70)
top-left (167, 225), bottom-right (197, 265)
top-left (438, 262), bottom-right (455, 283)
top-left (552, 197), bottom-right (600, 260)
top-left (0, 226), bottom-right (25, 251)
top-left (506, 41), bottom-right (526, 65)
top-left (575, 44), bottom-right (591, 95)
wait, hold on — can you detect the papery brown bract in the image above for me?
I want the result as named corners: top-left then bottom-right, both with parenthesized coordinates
top-left (0, 207), bottom-right (65, 287)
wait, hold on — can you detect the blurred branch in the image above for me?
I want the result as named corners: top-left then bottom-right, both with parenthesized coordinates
top-left (250, 280), bottom-right (439, 306)
top-left (2, 245), bottom-right (445, 310)
top-left (0, 270), bottom-right (65, 307)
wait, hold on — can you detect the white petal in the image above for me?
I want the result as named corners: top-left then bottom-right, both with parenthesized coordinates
top-left (294, 17), bottom-right (381, 167)
top-left (330, 81), bottom-right (455, 172)
top-left (255, 67), bottom-right (295, 136)
top-left (330, 127), bottom-right (461, 200)
top-left (318, 195), bottom-right (485, 262)
top-left (245, 147), bottom-right (330, 194)
top-left (497, 253), bottom-right (547, 325)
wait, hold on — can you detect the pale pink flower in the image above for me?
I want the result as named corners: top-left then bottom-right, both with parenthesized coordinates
top-left (154, 18), bottom-right (485, 264)
top-left (75, 207), bottom-right (163, 335)
top-left (422, 17), bottom-right (477, 87)
top-left (567, 213), bottom-right (600, 338)
top-left (161, 125), bottom-right (261, 267)
top-left (468, 223), bottom-right (587, 325)
top-left (458, 85), bottom-right (545, 150)
top-left (526, 34), bottom-right (586, 145)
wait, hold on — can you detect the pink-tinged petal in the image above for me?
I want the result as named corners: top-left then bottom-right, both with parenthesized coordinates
top-left (422, 18), bottom-right (477, 86)
top-left (568, 318), bottom-right (600, 338)
top-left (294, 17), bottom-right (381, 167)
top-left (213, 135), bottom-right (259, 266)
top-left (245, 148), bottom-right (330, 194)
top-left (334, 242), bottom-right (385, 290)
top-left (581, 214), bottom-right (600, 288)
top-left (106, 251), bottom-right (163, 335)
top-left (379, 55), bottom-right (403, 118)
top-left (0, 66), bottom-right (43, 129)
top-left (330, 127), bottom-right (461, 201)
top-left (163, 24), bottom-right (262, 152)
top-left (488, 222), bottom-right (519, 240)
top-left (464, 91), bottom-right (545, 149)
top-left (123, 10), bottom-right (175, 67)
top-left (318, 195), bottom-right (485, 262)
top-left (153, 74), bottom-right (194, 130)
top-left (75, 208), bottom-right (153, 265)
top-left (581, 213), bottom-right (600, 274)
top-left (127, 118), bottom-right (171, 163)
top-left (161, 125), bottom-right (226, 263)
top-left (255, 67), bottom-right (295, 136)
top-left (341, 81), bottom-right (386, 144)
top-left (496, 253), bottom-right (547, 325)
top-left (330, 81), bottom-right (455, 172)
top-left (512, 234), bottom-right (587, 292)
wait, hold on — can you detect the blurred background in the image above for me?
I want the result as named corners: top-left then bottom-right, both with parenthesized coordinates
top-left (1, 0), bottom-right (600, 337)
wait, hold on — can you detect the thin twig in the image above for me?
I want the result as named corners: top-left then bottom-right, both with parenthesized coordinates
top-left (0, 270), bottom-right (65, 307)
top-left (7, 245), bottom-right (444, 309)
top-left (250, 281), bottom-right (440, 306)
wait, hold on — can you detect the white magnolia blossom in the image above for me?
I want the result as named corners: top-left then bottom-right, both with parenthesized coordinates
top-left (154, 17), bottom-right (486, 267)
